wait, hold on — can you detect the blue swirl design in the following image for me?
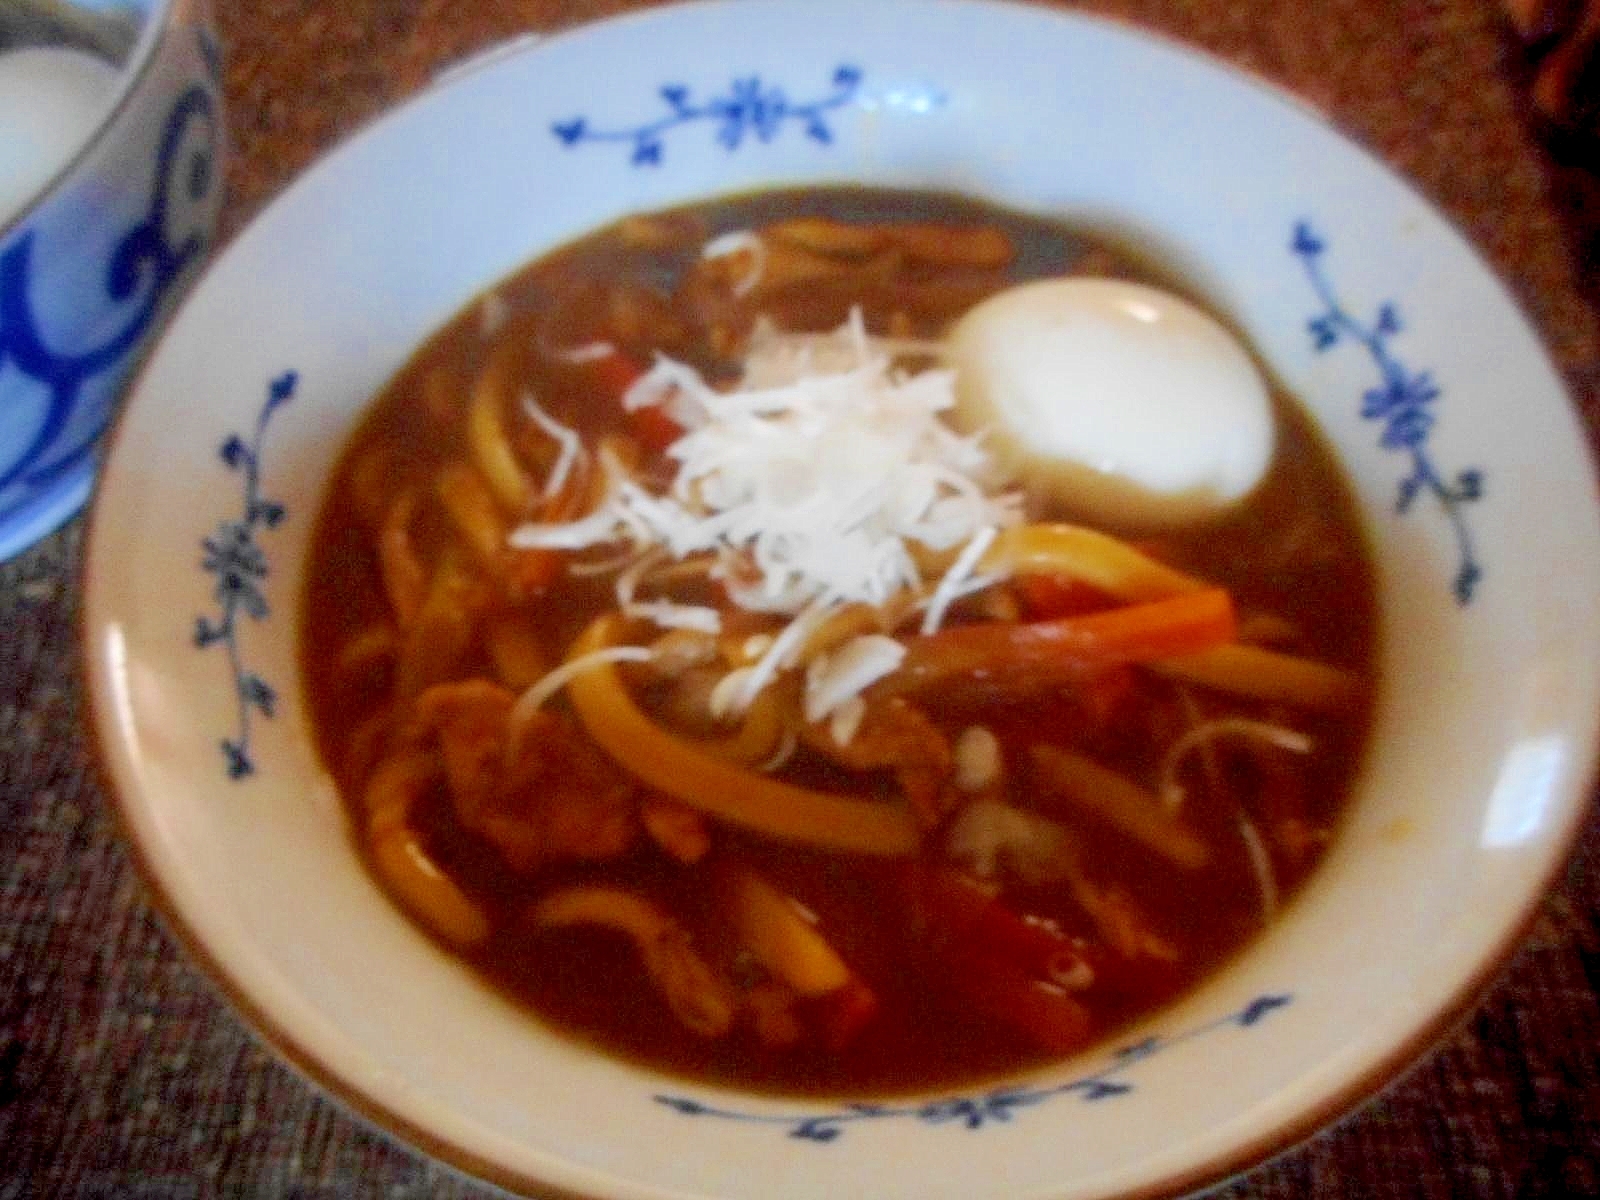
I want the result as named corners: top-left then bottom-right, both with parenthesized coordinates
top-left (553, 64), bottom-right (864, 165)
top-left (1292, 222), bottom-right (1484, 604)
top-left (655, 994), bottom-right (1291, 1142)
top-left (194, 372), bottom-right (296, 780)
top-left (0, 84), bottom-right (216, 511)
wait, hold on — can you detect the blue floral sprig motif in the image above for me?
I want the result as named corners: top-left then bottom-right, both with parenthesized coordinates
top-left (1292, 222), bottom-right (1485, 604)
top-left (194, 371), bottom-right (296, 779)
top-left (553, 64), bottom-right (864, 166)
top-left (655, 993), bottom-right (1291, 1142)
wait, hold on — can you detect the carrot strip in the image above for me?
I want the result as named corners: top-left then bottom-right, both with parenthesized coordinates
top-left (1014, 573), bottom-right (1115, 620)
top-left (563, 616), bottom-right (920, 856)
top-left (888, 588), bottom-right (1236, 694)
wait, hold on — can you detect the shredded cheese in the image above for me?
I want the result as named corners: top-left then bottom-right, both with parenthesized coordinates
top-left (522, 392), bottom-right (585, 501)
top-left (507, 645), bottom-right (656, 761)
top-left (1158, 718), bottom-right (1314, 814)
top-left (554, 340), bottom-right (617, 365)
top-left (804, 634), bottom-right (906, 724)
top-left (920, 525), bottom-right (999, 635)
top-left (829, 696), bottom-right (868, 746)
top-left (701, 229), bottom-right (767, 298)
top-left (616, 549), bottom-right (721, 634)
top-left (507, 309), bottom-right (1023, 732)
top-left (514, 311), bottom-right (1018, 608)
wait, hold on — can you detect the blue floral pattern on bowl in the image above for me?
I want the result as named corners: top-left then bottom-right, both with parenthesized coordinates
top-left (553, 64), bottom-right (864, 165)
top-left (195, 371), bottom-right (295, 779)
top-left (656, 994), bottom-right (1291, 1140)
top-left (1293, 222), bottom-right (1484, 604)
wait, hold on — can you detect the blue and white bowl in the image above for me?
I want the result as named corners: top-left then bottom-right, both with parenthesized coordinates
top-left (81, 3), bottom-right (1600, 1198)
top-left (0, 0), bottom-right (222, 561)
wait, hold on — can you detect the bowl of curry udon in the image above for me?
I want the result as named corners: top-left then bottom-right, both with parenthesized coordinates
top-left (81, 2), bottom-right (1600, 1198)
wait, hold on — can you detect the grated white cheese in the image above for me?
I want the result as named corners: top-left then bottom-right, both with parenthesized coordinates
top-left (701, 229), bottom-right (767, 298)
top-left (507, 309), bottom-right (1023, 731)
top-left (514, 311), bottom-right (1018, 609)
top-left (615, 549), bottom-right (722, 634)
top-left (829, 696), bottom-right (868, 747)
top-left (920, 525), bottom-right (999, 635)
top-left (553, 340), bottom-right (618, 365)
top-left (508, 644), bottom-right (656, 760)
top-left (716, 595), bottom-right (834, 717)
top-left (521, 392), bottom-right (586, 501)
top-left (804, 634), bottom-right (906, 724)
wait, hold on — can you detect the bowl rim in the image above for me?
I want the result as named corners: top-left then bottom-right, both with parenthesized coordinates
top-left (0, 0), bottom-right (192, 242)
top-left (75, 0), bottom-right (1600, 1196)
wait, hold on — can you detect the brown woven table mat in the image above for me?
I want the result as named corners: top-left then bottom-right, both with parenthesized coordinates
top-left (3, 0), bottom-right (1599, 1195)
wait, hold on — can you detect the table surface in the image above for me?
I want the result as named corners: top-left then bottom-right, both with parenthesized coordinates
top-left (4, 1), bottom-right (1600, 1196)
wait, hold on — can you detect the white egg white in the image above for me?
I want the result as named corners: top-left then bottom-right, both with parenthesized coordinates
top-left (947, 277), bottom-right (1276, 527)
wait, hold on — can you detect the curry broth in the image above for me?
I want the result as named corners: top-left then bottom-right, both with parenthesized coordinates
top-left (301, 188), bottom-right (1376, 1096)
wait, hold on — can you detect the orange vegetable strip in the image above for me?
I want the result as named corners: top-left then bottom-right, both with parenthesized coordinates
top-left (584, 352), bottom-right (684, 453)
top-left (890, 588), bottom-right (1236, 693)
top-left (563, 616), bottom-right (920, 856)
top-left (1148, 644), bottom-right (1362, 710)
top-left (724, 866), bottom-right (855, 997)
top-left (1014, 573), bottom-right (1115, 620)
top-left (980, 524), bottom-right (1206, 602)
top-left (1029, 746), bottom-right (1212, 870)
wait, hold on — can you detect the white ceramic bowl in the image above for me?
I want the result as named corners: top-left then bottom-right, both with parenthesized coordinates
top-left (81, 3), bottom-right (1600, 1198)
top-left (0, 0), bottom-right (223, 561)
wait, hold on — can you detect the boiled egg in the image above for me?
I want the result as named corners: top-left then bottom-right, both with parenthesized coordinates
top-left (947, 277), bottom-right (1275, 527)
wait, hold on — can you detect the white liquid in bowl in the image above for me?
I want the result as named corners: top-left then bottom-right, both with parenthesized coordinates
top-left (0, 44), bottom-right (121, 229)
